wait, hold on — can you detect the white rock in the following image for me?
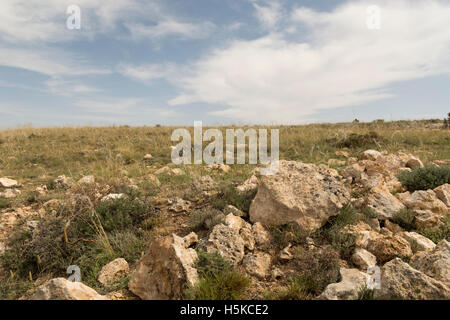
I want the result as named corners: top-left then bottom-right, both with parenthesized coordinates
top-left (318, 268), bottom-right (369, 300)
top-left (360, 150), bottom-right (382, 161)
top-left (30, 278), bottom-right (107, 300)
top-left (351, 248), bottom-right (377, 270)
top-left (0, 178), bottom-right (18, 188)
top-left (402, 232), bottom-right (436, 253)
top-left (78, 175), bottom-right (95, 185)
top-left (101, 193), bottom-right (125, 202)
top-left (243, 252), bottom-right (271, 279)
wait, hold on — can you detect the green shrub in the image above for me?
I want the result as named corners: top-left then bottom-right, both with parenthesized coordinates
top-left (186, 251), bottom-right (250, 300)
top-left (0, 197), bottom-right (11, 209)
top-left (0, 278), bottom-right (33, 300)
top-left (327, 131), bottom-right (383, 149)
top-left (189, 208), bottom-right (225, 232)
top-left (397, 166), bottom-right (450, 192)
top-left (95, 197), bottom-right (153, 232)
top-left (268, 222), bottom-right (309, 249)
top-left (392, 209), bottom-right (417, 231)
top-left (292, 247), bottom-right (340, 296)
top-left (210, 183), bottom-right (256, 213)
top-left (418, 214), bottom-right (450, 243)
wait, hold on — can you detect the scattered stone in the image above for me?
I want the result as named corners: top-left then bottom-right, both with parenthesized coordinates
top-left (252, 222), bottom-right (271, 246)
top-left (143, 154), bottom-right (153, 160)
top-left (78, 175), bottom-right (95, 185)
top-left (375, 258), bottom-right (450, 300)
top-left (366, 186), bottom-right (406, 219)
top-left (236, 175), bottom-right (258, 194)
top-left (335, 150), bottom-right (350, 158)
top-left (318, 268), bottom-right (369, 300)
top-left (280, 244), bottom-right (293, 261)
top-left (147, 174), bottom-right (161, 187)
top-left (240, 227), bottom-right (256, 251)
top-left (360, 150), bottom-right (382, 161)
top-left (53, 175), bottom-right (74, 189)
top-left (206, 223), bottom-right (245, 265)
top-left (101, 193), bottom-right (125, 202)
top-left (171, 168), bottom-right (184, 176)
top-left (98, 258), bottom-right (129, 285)
top-left (0, 177), bottom-right (18, 188)
top-left (366, 234), bottom-right (413, 264)
top-left (384, 220), bottom-right (403, 234)
top-left (243, 252), bottom-right (271, 279)
top-left (398, 190), bottom-right (448, 214)
top-left (271, 267), bottom-right (284, 279)
top-left (223, 205), bottom-right (247, 218)
top-left (351, 248), bottom-right (377, 270)
top-left (414, 210), bottom-right (443, 229)
top-left (434, 184), bottom-right (450, 207)
top-left (129, 233), bottom-right (199, 300)
top-left (249, 160), bottom-right (350, 231)
top-left (328, 159), bottom-right (346, 166)
top-left (0, 188), bottom-right (21, 198)
top-left (405, 156), bottom-right (424, 169)
top-left (29, 278), bottom-right (107, 300)
top-left (169, 198), bottom-right (191, 213)
top-left (402, 232), bottom-right (436, 253)
top-left (410, 240), bottom-right (450, 285)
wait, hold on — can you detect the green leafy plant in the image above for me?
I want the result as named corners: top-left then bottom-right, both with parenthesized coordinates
top-left (392, 209), bottom-right (417, 231)
top-left (397, 166), bottom-right (450, 192)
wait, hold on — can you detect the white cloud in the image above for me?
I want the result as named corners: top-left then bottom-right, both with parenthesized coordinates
top-left (125, 20), bottom-right (215, 40)
top-left (167, 0), bottom-right (450, 123)
top-left (252, 1), bottom-right (283, 30)
top-left (117, 63), bottom-right (178, 82)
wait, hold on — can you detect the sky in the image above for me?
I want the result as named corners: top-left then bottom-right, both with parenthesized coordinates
top-left (0, 0), bottom-right (449, 127)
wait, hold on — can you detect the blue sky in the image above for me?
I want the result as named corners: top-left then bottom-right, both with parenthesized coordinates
top-left (0, 0), bottom-right (449, 127)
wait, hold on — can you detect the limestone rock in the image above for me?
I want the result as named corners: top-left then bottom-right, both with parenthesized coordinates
top-left (366, 234), bottom-right (413, 264)
top-left (243, 252), bottom-right (271, 279)
top-left (318, 268), bottom-right (369, 300)
top-left (410, 240), bottom-right (450, 285)
top-left (405, 157), bottom-right (424, 169)
top-left (366, 186), bottom-right (405, 219)
top-left (252, 222), bottom-right (271, 246)
top-left (236, 175), bottom-right (259, 194)
top-left (434, 184), bottom-right (450, 207)
top-left (53, 175), bottom-right (74, 189)
top-left (29, 278), bottom-right (107, 300)
top-left (376, 258), bottom-right (450, 300)
top-left (249, 160), bottom-right (350, 231)
top-left (78, 175), bottom-right (95, 185)
top-left (101, 193), bottom-right (125, 202)
top-left (360, 150), bottom-right (382, 161)
top-left (129, 233), bottom-right (199, 300)
top-left (223, 205), bottom-right (247, 218)
top-left (402, 232), bottom-right (436, 253)
top-left (98, 258), bottom-right (129, 285)
top-left (414, 210), bottom-right (443, 229)
top-left (399, 190), bottom-right (448, 214)
top-left (351, 248), bottom-right (377, 270)
top-left (206, 224), bottom-right (245, 265)
top-left (0, 177), bottom-right (18, 188)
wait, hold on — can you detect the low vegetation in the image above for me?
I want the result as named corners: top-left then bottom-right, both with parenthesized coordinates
top-left (398, 166), bottom-right (450, 192)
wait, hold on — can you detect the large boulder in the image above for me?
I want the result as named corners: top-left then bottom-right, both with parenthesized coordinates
top-left (29, 278), bottom-right (107, 300)
top-left (410, 240), bottom-right (450, 286)
top-left (318, 268), bottom-right (369, 300)
top-left (249, 160), bottom-right (350, 231)
top-left (375, 258), bottom-right (450, 300)
top-left (129, 233), bottom-right (199, 300)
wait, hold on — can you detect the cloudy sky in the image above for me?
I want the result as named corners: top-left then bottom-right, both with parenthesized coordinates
top-left (0, 0), bottom-right (449, 127)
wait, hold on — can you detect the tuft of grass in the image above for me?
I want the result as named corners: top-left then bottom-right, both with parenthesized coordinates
top-left (357, 284), bottom-right (375, 300)
top-left (185, 251), bottom-right (250, 300)
top-left (267, 222), bottom-right (309, 250)
top-left (189, 208), bottom-right (225, 232)
top-left (264, 277), bottom-right (311, 300)
top-left (397, 166), bottom-right (450, 192)
top-left (392, 209), bottom-right (417, 231)
top-left (0, 278), bottom-right (33, 300)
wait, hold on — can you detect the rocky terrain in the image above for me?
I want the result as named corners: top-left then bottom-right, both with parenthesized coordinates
top-left (0, 122), bottom-right (449, 300)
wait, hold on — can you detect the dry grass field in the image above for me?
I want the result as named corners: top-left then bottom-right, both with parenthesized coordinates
top-left (0, 119), bottom-right (449, 300)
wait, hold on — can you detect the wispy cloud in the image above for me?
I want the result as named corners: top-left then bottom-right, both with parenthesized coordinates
top-left (165, 0), bottom-right (450, 123)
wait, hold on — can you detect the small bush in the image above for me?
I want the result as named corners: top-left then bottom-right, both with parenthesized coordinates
top-left (327, 131), bottom-right (383, 149)
top-left (392, 209), bottom-right (417, 231)
top-left (268, 222), bottom-right (309, 249)
top-left (186, 251), bottom-right (250, 300)
top-left (397, 166), bottom-right (450, 192)
top-left (189, 208), bottom-right (225, 232)
top-left (210, 183), bottom-right (256, 213)
top-left (292, 247), bottom-right (340, 296)
top-left (95, 197), bottom-right (153, 232)
top-left (0, 278), bottom-right (33, 300)
top-left (418, 214), bottom-right (450, 243)
top-left (0, 197), bottom-right (10, 209)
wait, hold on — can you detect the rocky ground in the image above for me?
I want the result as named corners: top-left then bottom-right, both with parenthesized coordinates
top-left (0, 121), bottom-right (449, 300)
